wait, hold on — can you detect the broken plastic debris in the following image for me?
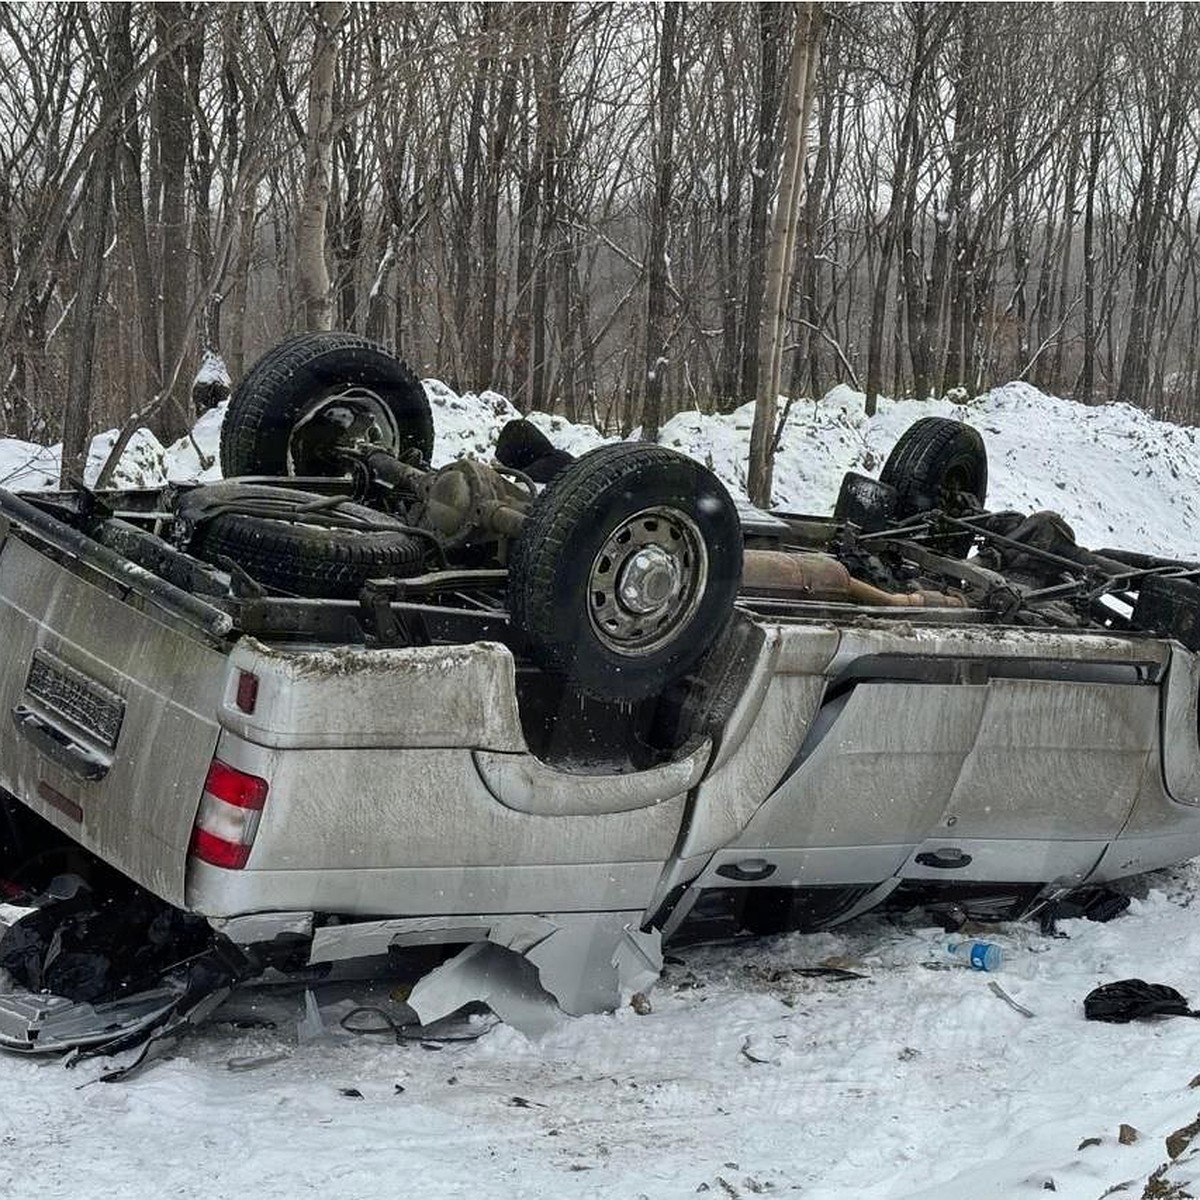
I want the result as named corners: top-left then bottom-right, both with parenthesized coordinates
top-left (408, 942), bottom-right (560, 1038)
top-left (297, 990), bottom-right (327, 1043)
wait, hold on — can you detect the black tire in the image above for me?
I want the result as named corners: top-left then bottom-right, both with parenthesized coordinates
top-left (508, 444), bottom-right (742, 701)
top-left (880, 417), bottom-right (987, 556)
top-left (220, 332), bottom-right (434, 478)
top-left (879, 416), bottom-right (987, 516)
top-left (178, 484), bottom-right (427, 598)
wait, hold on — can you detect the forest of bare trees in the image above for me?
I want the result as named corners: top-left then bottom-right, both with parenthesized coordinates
top-left (3, 2), bottom-right (1200, 476)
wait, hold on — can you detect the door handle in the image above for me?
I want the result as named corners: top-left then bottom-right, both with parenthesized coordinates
top-left (716, 858), bottom-right (777, 882)
top-left (915, 847), bottom-right (972, 869)
top-left (12, 705), bottom-right (110, 781)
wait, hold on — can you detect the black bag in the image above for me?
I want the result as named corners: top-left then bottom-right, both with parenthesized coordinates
top-left (1084, 978), bottom-right (1198, 1023)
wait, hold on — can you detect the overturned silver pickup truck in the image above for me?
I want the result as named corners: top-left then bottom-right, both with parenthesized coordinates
top-left (3, 331), bottom-right (1200, 1052)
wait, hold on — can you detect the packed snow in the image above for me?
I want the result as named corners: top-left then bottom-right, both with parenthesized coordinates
top-left (2, 379), bottom-right (1200, 1199)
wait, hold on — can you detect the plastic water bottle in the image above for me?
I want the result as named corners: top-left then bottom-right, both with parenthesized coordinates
top-left (945, 939), bottom-right (1004, 971)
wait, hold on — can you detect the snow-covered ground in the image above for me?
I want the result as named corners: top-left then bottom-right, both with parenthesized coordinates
top-left (3, 380), bottom-right (1200, 1199)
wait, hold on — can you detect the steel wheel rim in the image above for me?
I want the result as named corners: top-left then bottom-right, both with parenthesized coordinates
top-left (587, 505), bottom-right (708, 657)
top-left (939, 461), bottom-right (978, 511)
top-left (286, 386), bottom-right (401, 473)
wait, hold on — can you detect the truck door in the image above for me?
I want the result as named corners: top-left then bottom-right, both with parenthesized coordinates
top-left (0, 535), bottom-right (227, 906)
top-left (899, 675), bottom-right (1158, 887)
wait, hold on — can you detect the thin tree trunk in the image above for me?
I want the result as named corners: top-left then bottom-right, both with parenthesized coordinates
top-left (296, 1), bottom-right (344, 332)
top-left (865, 5), bottom-right (933, 415)
top-left (1077, 76), bottom-right (1104, 403)
top-left (511, 107), bottom-right (538, 409)
top-left (155, 3), bottom-right (192, 437)
top-left (740, 2), bottom-right (784, 403)
top-left (453, 5), bottom-right (491, 352)
top-left (61, 16), bottom-right (121, 485)
top-left (641, 1), bottom-right (682, 443)
top-left (748, 3), bottom-right (821, 506)
top-left (478, 45), bottom-right (520, 385)
top-left (111, 13), bottom-right (160, 406)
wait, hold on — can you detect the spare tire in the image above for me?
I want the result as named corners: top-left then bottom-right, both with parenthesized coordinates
top-left (220, 332), bottom-right (433, 478)
top-left (508, 444), bottom-right (742, 701)
top-left (177, 483), bottom-right (427, 598)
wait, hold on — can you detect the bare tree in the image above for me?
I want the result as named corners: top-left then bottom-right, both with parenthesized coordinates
top-left (60, 7), bottom-right (124, 486)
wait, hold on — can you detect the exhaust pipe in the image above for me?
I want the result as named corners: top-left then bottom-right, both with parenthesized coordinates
top-left (742, 550), bottom-right (965, 609)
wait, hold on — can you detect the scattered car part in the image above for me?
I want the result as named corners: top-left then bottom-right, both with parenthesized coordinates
top-left (1084, 979), bottom-right (1199, 1023)
top-left (494, 418), bottom-right (576, 483)
top-left (0, 881), bottom-right (245, 1062)
top-left (989, 981), bottom-right (1035, 1018)
top-left (0, 984), bottom-right (187, 1055)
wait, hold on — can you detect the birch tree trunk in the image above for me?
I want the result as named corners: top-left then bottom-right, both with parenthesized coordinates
top-left (296, 1), bottom-right (344, 332)
top-left (641, 0), bottom-right (682, 443)
top-left (747, 2), bottom-right (821, 508)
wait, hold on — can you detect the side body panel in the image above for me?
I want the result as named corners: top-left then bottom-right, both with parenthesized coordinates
top-left (683, 621), bottom-right (1180, 904)
top-left (188, 640), bottom-right (696, 917)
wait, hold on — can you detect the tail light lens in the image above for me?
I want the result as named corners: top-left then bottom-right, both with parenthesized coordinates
top-left (190, 759), bottom-right (269, 870)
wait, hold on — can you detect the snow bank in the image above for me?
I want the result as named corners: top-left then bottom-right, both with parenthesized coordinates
top-left (424, 377), bottom-right (1200, 560)
top-left (0, 428), bottom-right (172, 492)
top-left (10, 378), bottom-right (1199, 562)
top-left (653, 382), bottom-right (1200, 560)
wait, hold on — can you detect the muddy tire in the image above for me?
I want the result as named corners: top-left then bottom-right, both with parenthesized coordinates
top-left (178, 484), bottom-right (427, 598)
top-left (220, 332), bottom-right (433, 478)
top-left (880, 417), bottom-right (987, 516)
top-left (508, 444), bottom-right (742, 701)
top-left (880, 417), bottom-right (987, 556)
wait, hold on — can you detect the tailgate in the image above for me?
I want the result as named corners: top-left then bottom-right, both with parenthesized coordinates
top-left (0, 534), bottom-right (227, 905)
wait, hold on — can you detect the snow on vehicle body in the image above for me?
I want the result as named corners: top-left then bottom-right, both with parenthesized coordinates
top-left (2, 333), bottom-right (1200, 1040)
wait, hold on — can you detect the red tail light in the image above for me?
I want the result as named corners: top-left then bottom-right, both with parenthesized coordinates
top-left (190, 759), bottom-right (269, 870)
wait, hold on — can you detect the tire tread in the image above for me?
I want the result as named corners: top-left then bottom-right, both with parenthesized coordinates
top-left (193, 507), bottom-right (425, 597)
top-left (220, 332), bottom-right (432, 477)
top-left (508, 443), bottom-right (741, 698)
